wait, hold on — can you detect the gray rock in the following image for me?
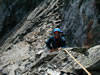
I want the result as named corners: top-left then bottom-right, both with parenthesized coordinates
top-left (0, 0), bottom-right (100, 75)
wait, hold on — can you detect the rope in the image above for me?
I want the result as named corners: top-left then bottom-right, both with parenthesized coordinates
top-left (63, 49), bottom-right (91, 75)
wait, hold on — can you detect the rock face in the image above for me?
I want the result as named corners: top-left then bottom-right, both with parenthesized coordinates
top-left (0, 0), bottom-right (100, 75)
top-left (0, 45), bottom-right (100, 75)
top-left (61, 0), bottom-right (100, 47)
top-left (0, 0), bottom-right (44, 40)
top-left (0, 0), bottom-right (64, 74)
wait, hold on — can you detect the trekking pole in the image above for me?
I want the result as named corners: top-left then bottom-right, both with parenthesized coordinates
top-left (63, 49), bottom-right (91, 75)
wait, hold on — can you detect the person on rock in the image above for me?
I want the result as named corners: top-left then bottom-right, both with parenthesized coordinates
top-left (46, 28), bottom-right (66, 52)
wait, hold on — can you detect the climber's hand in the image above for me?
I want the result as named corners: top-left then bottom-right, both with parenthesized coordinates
top-left (58, 47), bottom-right (62, 50)
top-left (50, 49), bottom-right (56, 52)
top-left (50, 48), bottom-right (62, 52)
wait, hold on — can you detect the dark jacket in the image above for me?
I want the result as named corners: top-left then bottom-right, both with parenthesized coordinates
top-left (46, 36), bottom-right (66, 49)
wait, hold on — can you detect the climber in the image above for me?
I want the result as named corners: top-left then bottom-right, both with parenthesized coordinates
top-left (46, 28), bottom-right (66, 52)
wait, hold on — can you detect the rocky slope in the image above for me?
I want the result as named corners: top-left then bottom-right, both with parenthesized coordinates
top-left (0, 0), bottom-right (100, 75)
